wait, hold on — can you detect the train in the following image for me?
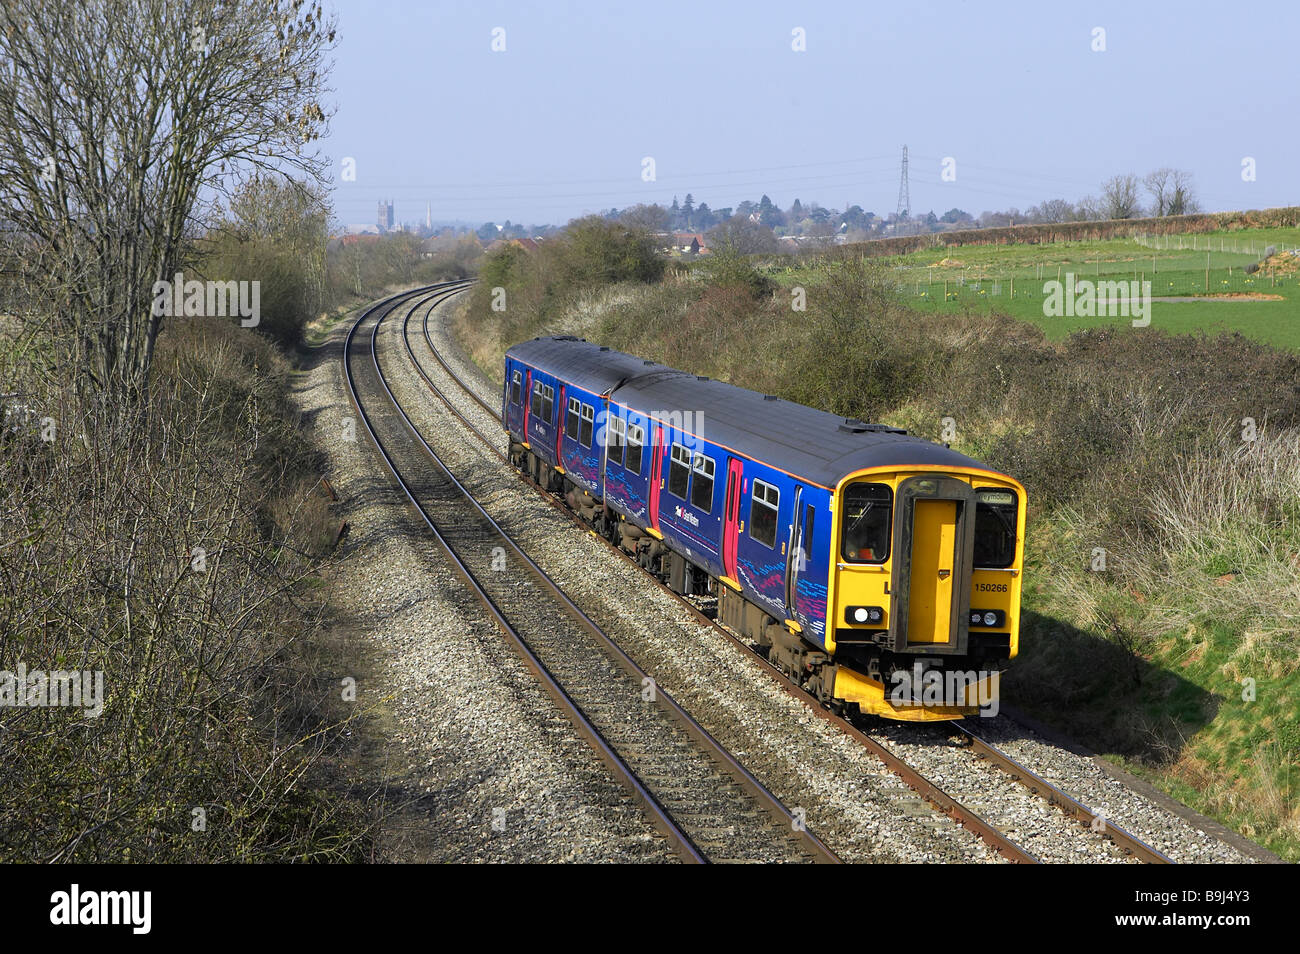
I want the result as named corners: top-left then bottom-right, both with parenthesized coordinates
top-left (501, 336), bottom-right (1026, 721)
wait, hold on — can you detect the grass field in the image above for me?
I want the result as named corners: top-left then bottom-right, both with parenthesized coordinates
top-left (776, 227), bottom-right (1300, 350)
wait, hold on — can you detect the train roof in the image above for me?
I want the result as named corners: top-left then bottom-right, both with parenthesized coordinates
top-left (508, 336), bottom-right (1001, 489)
top-left (507, 336), bottom-right (656, 395)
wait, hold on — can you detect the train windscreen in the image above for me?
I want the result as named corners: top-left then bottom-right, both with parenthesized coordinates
top-left (841, 482), bottom-right (892, 563)
top-left (973, 489), bottom-right (1017, 568)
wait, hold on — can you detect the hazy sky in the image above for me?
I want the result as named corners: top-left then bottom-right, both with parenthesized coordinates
top-left (324, 0), bottom-right (1298, 229)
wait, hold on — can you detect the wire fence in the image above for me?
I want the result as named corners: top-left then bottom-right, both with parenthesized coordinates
top-left (1132, 232), bottom-right (1300, 258)
top-left (902, 253), bottom-right (1299, 303)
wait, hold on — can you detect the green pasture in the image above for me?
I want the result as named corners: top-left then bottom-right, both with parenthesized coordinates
top-left (776, 228), bottom-right (1300, 350)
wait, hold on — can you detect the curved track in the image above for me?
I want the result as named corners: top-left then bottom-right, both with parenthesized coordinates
top-left (344, 284), bottom-right (841, 864)
top-left (405, 286), bottom-right (1178, 865)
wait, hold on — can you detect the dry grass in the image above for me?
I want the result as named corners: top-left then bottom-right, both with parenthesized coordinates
top-left (0, 317), bottom-right (371, 862)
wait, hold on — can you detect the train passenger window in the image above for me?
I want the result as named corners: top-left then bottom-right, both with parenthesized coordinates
top-left (530, 382), bottom-right (543, 419)
top-left (625, 424), bottom-right (645, 474)
top-left (510, 370), bottom-right (522, 405)
top-left (690, 453), bottom-right (715, 512)
top-left (607, 416), bottom-right (626, 466)
top-left (566, 396), bottom-right (581, 437)
top-left (974, 489), bottom-right (1018, 568)
top-left (579, 404), bottom-right (595, 447)
top-left (749, 479), bottom-right (779, 548)
top-left (541, 385), bottom-right (554, 424)
top-left (841, 483), bottom-right (892, 564)
top-left (667, 443), bottom-right (691, 498)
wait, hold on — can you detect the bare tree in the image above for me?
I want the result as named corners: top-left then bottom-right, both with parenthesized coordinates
top-left (1075, 195), bottom-right (1103, 221)
top-left (0, 0), bottom-right (335, 411)
top-left (1144, 168), bottom-right (1175, 217)
top-left (1100, 174), bottom-right (1143, 219)
top-left (1167, 170), bottom-right (1200, 216)
top-left (1144, 168), bottom-right (1199, 217)
top-left (222, 175), bottom-right (331, 318)
top-left (1036, 198), bottom-right (1077, 223)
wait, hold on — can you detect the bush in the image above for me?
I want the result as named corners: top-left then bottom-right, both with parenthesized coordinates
top-left (0, 318), bottom-right (371, 861)
top-left (558, 217), bottom-right (665, 287)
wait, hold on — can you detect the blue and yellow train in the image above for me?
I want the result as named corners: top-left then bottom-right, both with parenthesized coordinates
top-left (502, 336), bottom-right (1026, 721)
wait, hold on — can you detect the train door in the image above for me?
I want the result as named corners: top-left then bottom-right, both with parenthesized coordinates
top-left (785, 488), bottom-right (809, 620)
top-left (599, 398), bottom-right (610, 498)
top-left (523, 369), bottom-right (532, 437)
top-left (721, 457), bottom-right (744, 580)
top-left (505, 367), bottom-right (524, 434)
top-left (648, 423), bottom-right (664, 531)
top-left (556, 384), bottom-right (566, 466)
top-left (907, 500), bottom-right (957, 645)
top-left (889, 475), bottom-right (975, 655)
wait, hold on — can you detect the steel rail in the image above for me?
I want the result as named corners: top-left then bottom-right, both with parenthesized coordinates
top-left (344, 284), bottom-right (705, 863)
top-left (953, 724), bottom-right (1173, 864)
top-left (351, 285), bottom-right (842, 863)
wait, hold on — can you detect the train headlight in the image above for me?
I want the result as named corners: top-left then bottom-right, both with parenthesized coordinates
top-left (982, 611), bottom-right (998, 627)
top-left (846, 606), bottom-right (885, 625)
top-left (970, 610), bottom-right (1005, 627)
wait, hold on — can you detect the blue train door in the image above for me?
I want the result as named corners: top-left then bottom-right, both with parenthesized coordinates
top-left (787, 490), bottom-right (813, 622)
top-left (505, 367), bottom-right (522, 434)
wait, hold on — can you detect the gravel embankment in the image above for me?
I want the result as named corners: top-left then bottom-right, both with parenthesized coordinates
top-left (963, 715), bottom-right (1257, 863)
top-left (288, 292), bottom-right (675, 863)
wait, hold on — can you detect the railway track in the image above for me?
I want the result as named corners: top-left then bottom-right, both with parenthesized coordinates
top-left (344, 284), bottom-right (840, 864)
top-left (402, 285), bottom-right (1181, 864)
top-left (952, 724), bottom-right (1172, 863)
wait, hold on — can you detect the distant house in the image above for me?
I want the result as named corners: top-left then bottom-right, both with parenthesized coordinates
top-left (338, 232), bottom-right (380, 248)
top-left (485, 236), bottom-right (541, 254)
top-left (671, 232), bottom-right (708, 255)
top-left (421, 232), bottom-right (482, 258)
